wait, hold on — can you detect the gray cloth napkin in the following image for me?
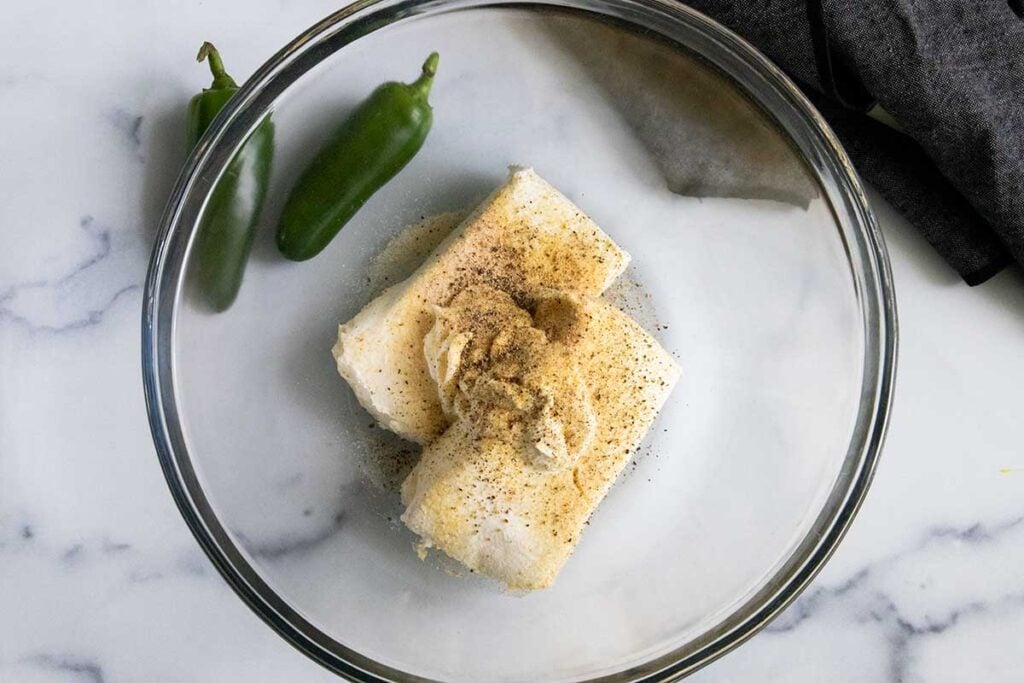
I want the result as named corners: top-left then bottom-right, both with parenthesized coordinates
top-left (684, 0), bottom-right (1024, 285)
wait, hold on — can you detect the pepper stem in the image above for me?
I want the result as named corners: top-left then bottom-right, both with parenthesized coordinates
top-left (197, 41), bottom-right (238, 90)
top-left (409, 52), bottom-right (440, 99)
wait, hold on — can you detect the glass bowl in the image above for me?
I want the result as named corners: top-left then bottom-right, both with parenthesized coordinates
top-left (143, 0), bottom-right (897, 680)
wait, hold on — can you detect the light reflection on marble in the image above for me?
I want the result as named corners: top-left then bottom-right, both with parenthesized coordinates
top-left (1, 0), bottom-right (1023, 681)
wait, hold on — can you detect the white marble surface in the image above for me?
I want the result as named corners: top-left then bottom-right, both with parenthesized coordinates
top-left (2, 1), bottom-right (1023, 681)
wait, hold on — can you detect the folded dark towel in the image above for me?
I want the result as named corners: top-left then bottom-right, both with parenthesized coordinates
top-left (684, 0), bottom-right (1024, 285)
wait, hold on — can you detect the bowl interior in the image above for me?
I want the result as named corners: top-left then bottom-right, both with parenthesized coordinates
top-left (162, 3), bottom-right (880, 681)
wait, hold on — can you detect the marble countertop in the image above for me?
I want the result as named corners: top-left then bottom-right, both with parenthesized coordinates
top-left (2, 1), bottom-right (1023, 681)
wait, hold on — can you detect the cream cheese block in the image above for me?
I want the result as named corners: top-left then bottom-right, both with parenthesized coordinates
top-left (401, 297), bottom-right (680, 590)
top-left (332, 167), bottom-right (630, 444)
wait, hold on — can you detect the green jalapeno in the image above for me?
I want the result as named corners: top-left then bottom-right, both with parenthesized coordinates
top-left (276, 52), bottom-right (439, 261)
top-left (187, 42), bottom-right (274, 311)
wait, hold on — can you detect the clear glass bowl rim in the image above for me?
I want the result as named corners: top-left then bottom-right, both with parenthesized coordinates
top-left (141, 0), bottom-right (898, 680)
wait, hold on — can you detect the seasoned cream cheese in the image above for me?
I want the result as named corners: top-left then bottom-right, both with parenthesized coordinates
top-left (333, 167), bottom-right (679, 590)
top-left (402, 296), bottom-right (678, 589)
top-left (424, 284), bottom-right (596, 472)
top-left (332, 167), bottom-right (629, 444)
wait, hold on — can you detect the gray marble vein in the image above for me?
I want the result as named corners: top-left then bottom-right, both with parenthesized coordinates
top-left (0, 216), bottom-right (144, 333)
top-left (108, 108), bottom-right (145, 159)
top-left (22, 654), bottom-right (106, 683)
top-left (240, 510), bottom-right (347, 561)
top-left (706, 513), bottom-right (1024, 681)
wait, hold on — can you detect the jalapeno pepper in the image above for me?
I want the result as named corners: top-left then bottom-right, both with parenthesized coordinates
top-left (187, 42), bottom-right (274, 311)
top-left (276, 52), bottom-right (439, 261)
